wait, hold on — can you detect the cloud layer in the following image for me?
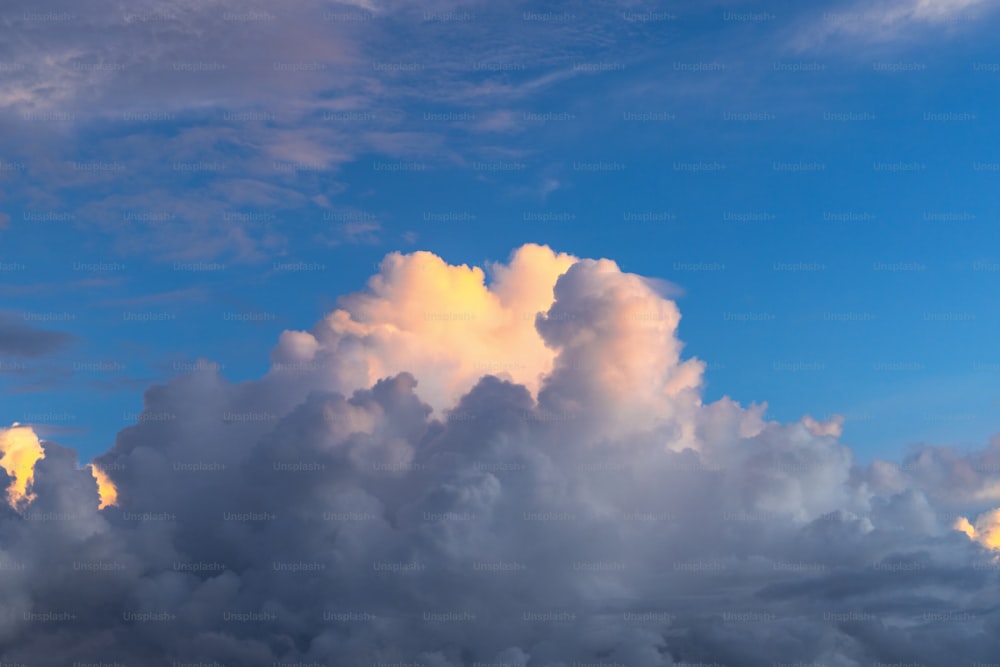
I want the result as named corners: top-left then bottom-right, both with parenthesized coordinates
top-left (0, 312), bottom-right (74, 358)
top-left (2, 244), bottom-right (998, 665)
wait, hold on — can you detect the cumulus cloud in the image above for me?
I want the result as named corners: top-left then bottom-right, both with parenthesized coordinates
top-left (270, 243), bottom-right (578, 412)
top-left (87, 464), bottom-right (118, 510)
top-left (1, 244), bottom-right (999, 664)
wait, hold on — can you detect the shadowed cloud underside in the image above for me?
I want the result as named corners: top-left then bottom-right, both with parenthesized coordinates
top-left (0, 245), bottom-right (997, 665)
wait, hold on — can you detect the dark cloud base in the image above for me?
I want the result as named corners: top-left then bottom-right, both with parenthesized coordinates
top-left (0, 366), bottom-right (997, 666)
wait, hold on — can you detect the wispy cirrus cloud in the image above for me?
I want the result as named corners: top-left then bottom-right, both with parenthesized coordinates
top-left (792, 0), bottom-right (999, 48)
top-left (1, 0), bottom-right (730, 262)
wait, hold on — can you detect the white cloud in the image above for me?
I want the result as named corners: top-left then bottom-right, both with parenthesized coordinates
top-left (794, 0), bottom-right (997, 47)
top-left (270, 243), bottom-right (578, 413)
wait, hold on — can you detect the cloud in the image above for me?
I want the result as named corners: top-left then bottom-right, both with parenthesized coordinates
top-left (87, 464), bottom-right (119, 510)
top-left (1, 244), bottom-right (999, 664)
top-left (269, 243), bottom-right (578, 413)
top-left (795, 0), bottom-right (997, 47)
top-left (909, 0), bottom-right (989, 21)
top-left (0, 425), bottom-right (45, 510)
top-left (318, 220), bottom-right (382, 247)
top-left (0, 0), bottom-right (655, 263)
top-left (0, 312), bottom-right (74, 357)
top-left (94, 288), bottom-right (210, 309)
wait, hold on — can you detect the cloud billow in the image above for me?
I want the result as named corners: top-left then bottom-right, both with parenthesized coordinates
top-left (1, 244), bottom-right (998, 665)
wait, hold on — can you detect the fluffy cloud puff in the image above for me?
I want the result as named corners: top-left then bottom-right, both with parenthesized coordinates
top-left (1, 244), bottom-right (998, 666)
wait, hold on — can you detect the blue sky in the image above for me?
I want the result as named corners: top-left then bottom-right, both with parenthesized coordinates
top-left (1, 0), bottom-right (998, 464)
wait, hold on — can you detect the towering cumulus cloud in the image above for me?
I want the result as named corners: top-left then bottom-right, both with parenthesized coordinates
top-left (2, 245), bottom-right (998, 665)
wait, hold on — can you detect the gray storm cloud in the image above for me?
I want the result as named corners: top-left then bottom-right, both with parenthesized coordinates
top-left (1, 244), bottom-right (999, 666)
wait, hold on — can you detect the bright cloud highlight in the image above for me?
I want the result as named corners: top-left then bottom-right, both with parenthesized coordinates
top-left (0, 424), bottom-right (45, 510)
